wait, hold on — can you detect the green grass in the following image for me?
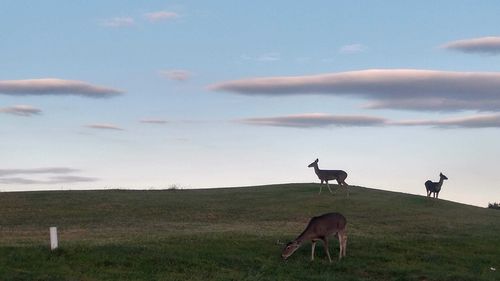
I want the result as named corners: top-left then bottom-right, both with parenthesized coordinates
top-left (1, 183), bottom-right (499, 280)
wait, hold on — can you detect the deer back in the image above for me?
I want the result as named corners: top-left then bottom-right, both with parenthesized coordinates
top-left (317, 169), bottom-right (347, 181)
top-left (298, 212), bottom-right (346, 241)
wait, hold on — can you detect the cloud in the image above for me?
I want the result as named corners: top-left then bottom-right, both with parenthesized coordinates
top-left (441, 36), bottom-right (500, 55)
top-left (160, 70), bottom-right (192, 81)
top-left (363, 98), bottom-right (500, 112)
top-left (238, 113), bottom-right (387, 128)
top-left (0, 176), bottom-right (99, 185)
top-left (101, 17), bottom-right (135, 27)
top-left (0, 78), bottom-right (122, 98)
top-left (50, 176), bottom-right (99, 183)
top-left (339, 44), bottom-right (366, 54)
top-left (144, 11), bottom-right (179, 22)
top-left (238, 112), bottom-right (500, 129)
top-left (241, 52), bottom-right (281, 62)
top-left (209, 69), bottom-right (500, 112)
top-left (140, 119), bottom-right (168, 124)
top-left (0, 167), bottom-right (99, 185)
top-left (0, 167), bottom-right (79, 177)
top-left (393, 113), bottom-right (500, 128)
top-left (85, 124), bottom-right (124, 131)
top-left (0, 105), bottom-right (42, 116)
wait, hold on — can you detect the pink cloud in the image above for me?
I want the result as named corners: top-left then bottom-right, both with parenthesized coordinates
top-left (140, 119), bottom-right (168, 124)
top-left (85, 124), bottom-right (124, 131)
top-left (0, 105), bottom-right (42, 116)
top-left (393, 113), bottom-right (500, 128)
top-left (209, 69), bottom-right (500, 112)
top-left (441, 36), bottom-right (500, 55)
top-left (101, 17), bottom-right (135, 27)
top-left (160, 70), bottom-right (192, 81)
top-left (0, 78), bottom-right (122, 98)
top-left (144, 11), bottom-right (179, 22)
top-left (238, 113), bottom-right (387, 128)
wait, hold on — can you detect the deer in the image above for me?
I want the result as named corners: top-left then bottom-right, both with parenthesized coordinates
top-left (308, 158), bottom-right (348, 195)
top-left (425, 172), bottom-right (448, 198)
top-left (281, 212), bottom-right (347, 263)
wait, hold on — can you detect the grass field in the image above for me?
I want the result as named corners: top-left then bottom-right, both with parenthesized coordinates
top-left (1, 183), bottom-right (499, 281)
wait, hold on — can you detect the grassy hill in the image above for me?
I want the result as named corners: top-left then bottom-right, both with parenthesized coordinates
top-left (0, 183), bottom-right (499, 281)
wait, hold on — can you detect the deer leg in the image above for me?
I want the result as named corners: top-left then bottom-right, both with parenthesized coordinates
top-left (338, 231), bottom-right (347, 259)
top-left (322, 238), bottom-right (332, 263)
top-left (337, 233), bottom-right (343, 260)
top-left (343, 234), bottom-right (347, 257)
top-left (326, 181), bottom-right (333, 194)
top-left (318, 184), bottom-right (322, 194)
top-left (311, 241), bottom-right (317, 261)
top-left (338, 179), bottom-right (349, 197)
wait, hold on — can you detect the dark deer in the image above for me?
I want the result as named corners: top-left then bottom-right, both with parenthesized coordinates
top-left (425, 173), bottom-right (448, 198)
top-left (281, 212), bottom-right (347, 262)
top-left (308, 158), bottom-right (348, 194)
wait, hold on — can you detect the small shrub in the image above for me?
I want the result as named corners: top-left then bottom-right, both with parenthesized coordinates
top-left (167, 184), bottom-right (183, 191)
top-left (488, 202), bottom-right (500, 210)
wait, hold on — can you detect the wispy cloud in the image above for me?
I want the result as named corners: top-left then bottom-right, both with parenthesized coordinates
top-left (50, 176), bottom-right (99, 183)
top-left (0, 176), bottom-right (98, 185)
top-left (0, 167), bottom-right (78, 177)
top-left (441, 36), bottom-right (500, 55)
top-left (339, 43), bottom-right (366, 54)
top-left (393, 113), bottom-right (500, 128)
top-left (241, 52), bottom-right (281, 62)
top-left (209, 69), bottom-right (500, 112)
top-left (0, 78), bottom-right (122, 98)
top-left (238, 112), bottom-right (500, 129)
top-left (160, 70), bottom-right (192, 81)
top-left (100, 17), bottom-right (135, 27)
top-left (0, 105), bottom-right (42, 117)
top-left (85, 124), bottom-right (124, 131)
top-left (140, 119), bottom-right (168, 124)
top-left (362, 98), bottom-right (500, 112)
top-left (238, 113), bottom-right (387, 128)
top-left (0, 167), bottom-right (98, 185)
top-left (144, 11), bottom-right (179, 22)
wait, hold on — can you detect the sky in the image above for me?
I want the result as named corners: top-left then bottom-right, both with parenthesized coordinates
top-left (1, 1), bottom-right (500, 207)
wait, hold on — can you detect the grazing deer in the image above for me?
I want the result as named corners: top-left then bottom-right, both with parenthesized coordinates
top-left (425, 173), bottom-right (448, 198)
top-left (281, 212), bottom-right (347, 262)
top-left (308, 158), bottom-right (348, 194)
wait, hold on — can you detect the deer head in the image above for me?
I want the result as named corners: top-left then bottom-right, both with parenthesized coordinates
top-left (281, 241), bottom-right (301, 260)
top-left (440, 173), bottom-right (448, 180)
top-left (308, 158), bottom-right (319, 168)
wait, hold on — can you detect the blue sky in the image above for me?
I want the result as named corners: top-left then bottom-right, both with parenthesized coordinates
top-left (1, 1), bottom-right (500, 207)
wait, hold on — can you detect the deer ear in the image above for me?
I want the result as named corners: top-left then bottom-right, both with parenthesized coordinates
top-left (315, 158), bottom-right (319, 162)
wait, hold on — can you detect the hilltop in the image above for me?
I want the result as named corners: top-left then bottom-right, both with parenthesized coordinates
top-left (0, 184), bottom-right (499, 280)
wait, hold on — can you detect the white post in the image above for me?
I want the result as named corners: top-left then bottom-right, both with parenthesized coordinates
top-left (50, 227), bottom-right (58, 250)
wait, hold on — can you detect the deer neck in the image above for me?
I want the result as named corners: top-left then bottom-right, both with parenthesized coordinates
top-left (295, 227), bottom-right (315, 244)
top-left (438, 177), bottom-right (444, 187)
top-left (313, 165), bottom-right (321, 176)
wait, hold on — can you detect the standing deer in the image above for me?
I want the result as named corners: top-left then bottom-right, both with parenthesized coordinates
top-left (425, 173), bottom-right (448, 198)
top-left (308, 158), bottom-right (348, 194)
top-left (281, 212), bottom-right (347, 262)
